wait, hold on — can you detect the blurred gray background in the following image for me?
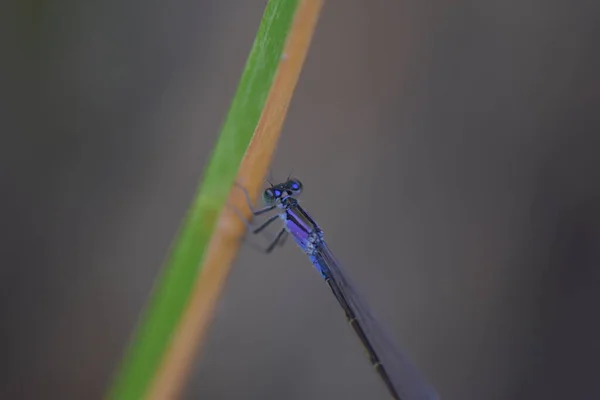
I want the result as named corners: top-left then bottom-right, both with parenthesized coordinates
top-left (3, 0), bottom-right (600, 399)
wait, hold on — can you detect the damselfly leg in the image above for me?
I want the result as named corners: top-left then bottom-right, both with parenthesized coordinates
top-left (230, 182), bottom-right (288, 254)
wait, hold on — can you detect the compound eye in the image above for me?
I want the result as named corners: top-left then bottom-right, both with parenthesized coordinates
top-left (287, 179), bottom-right (303, 194)
top-left (263, 188), bottom-right (276, 204)
top-left (263, 187), bottom-right (284, 204)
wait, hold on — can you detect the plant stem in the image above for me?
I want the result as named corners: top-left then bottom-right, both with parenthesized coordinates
top-left (106, 1), bottom-right (323, 399)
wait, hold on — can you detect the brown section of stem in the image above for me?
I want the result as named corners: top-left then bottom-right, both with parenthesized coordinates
top-left (146, 1), bottom-right (323, 398)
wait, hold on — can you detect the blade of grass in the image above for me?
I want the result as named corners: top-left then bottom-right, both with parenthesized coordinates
top-left (106, 1), bottom-right (323, 399)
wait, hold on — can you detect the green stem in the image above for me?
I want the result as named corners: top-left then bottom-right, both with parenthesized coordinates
top-left (106, 1), bottom-right (299, 398)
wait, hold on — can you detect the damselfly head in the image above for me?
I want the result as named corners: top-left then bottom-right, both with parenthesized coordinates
top-left (262, 179), bottom-right (303, 204)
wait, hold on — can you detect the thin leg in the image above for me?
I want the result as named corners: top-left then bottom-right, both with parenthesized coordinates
top-left (242, 227), bottom-right (287, 254)
top-left (230, 182), bottom-right (290, 254)
top-left (253, 204), bottom-right (276, 216)
top-left (252, 214), bottom-right (280, 234)
top-left (265, 228), bottom-right (287, 254)
top-left (227, 197), bottom-right (286, 253)
top-left (227, 203), bottom-right (260, 233)
top-left (227, 202), bottom-right (279, 237)
top-left (234, 182), bottom-right (275, 215)
top-left (278, 230), bottom-right (289, 247)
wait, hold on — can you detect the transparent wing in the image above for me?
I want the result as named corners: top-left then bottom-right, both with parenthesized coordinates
top-left (315, 241), bottom-right (439, 400)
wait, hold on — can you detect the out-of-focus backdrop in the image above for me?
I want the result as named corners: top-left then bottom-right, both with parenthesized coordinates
top-left (3, 0), bottom-right (600, 399)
